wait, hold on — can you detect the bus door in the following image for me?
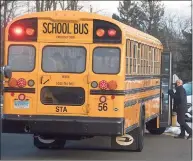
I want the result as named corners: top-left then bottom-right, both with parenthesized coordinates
top-left (3, 42), bottom-right (38, 115)
top-left (37, 43), bottom-right (89, 115)
top-left (87, 44), bottom-right (123, 117)
top-left (159, 51), bottom-right (173, 127)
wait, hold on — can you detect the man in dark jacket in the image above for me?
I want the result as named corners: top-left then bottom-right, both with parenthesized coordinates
top-left (172, 82), bottom-right (178, 113)
top-left (169, 80), bottom-right (192, 139)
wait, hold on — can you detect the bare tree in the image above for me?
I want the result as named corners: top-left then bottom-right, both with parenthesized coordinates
top-left (1, 1), bottom-right (18, 27)
top-left (45, 0), bottom-right (52, 11)
top-left (1, 0), bottom-right (18, 66)
top-left (53, 0), bottom-right (57, 10)
top-left (58, 0), bottom-right (66, 10)
top-left (67, 0), bottom-right (77, 10)
top-left (35, 0), bottom-right (50, 12)
top-left (140, 0), bottom-right (165, 37)
top-left (159, 13), bottom-right (192, 80)
top-left (35, 0), bottom-right (40, 12)
top-left (66, 0), bottom-right (83, 11)
top-left (177, 17), bottom-right (191, 37)
top-left (35, 0), bottom-right (83, 12)
top-left (116, 0), bottom-right (145, 30)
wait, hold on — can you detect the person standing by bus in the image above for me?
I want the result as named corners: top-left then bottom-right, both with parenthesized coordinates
top-left (168, 79), bottom-right (192, 139)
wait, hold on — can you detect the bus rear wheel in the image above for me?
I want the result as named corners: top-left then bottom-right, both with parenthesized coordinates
top-left (146, 118), bottom-right (166, 135)
top-left (33, 135), bottom-right (66, 149)
top-left (146, 127), bottom-right (166, 135)
top-left (136, 108), bottom-right (145, 152)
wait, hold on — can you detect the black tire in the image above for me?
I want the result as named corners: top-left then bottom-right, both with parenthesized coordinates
top-left (33, 135), bottom-right (66, 149)
top-left (147, 127), bottom-right (166, 135)
top-left (136, 108), bottom-right (145, 152)
top-left (146, 117), bottom-right (166, 135)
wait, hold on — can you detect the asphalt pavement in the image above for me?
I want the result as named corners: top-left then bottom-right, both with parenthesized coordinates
top-left (1, 133), bottom-right (192, 161)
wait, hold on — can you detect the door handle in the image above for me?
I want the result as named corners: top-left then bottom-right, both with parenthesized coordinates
top-left (40, 75), bottom-right (51, 84)
top-left (40, 76), bottom-right (43, 84)
top-left (161, 93), bottom-right (164, 99)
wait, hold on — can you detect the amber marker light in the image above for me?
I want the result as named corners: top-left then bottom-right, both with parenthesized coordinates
top-left (96, 28), bottom-right (105, 37)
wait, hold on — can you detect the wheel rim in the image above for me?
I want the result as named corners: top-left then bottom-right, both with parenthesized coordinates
top-left (37, 136), bottom-right (55, 144)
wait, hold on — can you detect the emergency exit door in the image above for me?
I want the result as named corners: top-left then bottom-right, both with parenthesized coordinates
top-left (159, 51), bottom-right (173, 127)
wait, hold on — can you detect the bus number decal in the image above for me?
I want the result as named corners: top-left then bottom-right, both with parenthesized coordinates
top-left (56, 106), bottom-right (67, 112)
top-left (98, 103), bottom-right (108, 111)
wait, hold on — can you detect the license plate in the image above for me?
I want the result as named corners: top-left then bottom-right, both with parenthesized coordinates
top-left (14, 100), bottom-right (29, 109)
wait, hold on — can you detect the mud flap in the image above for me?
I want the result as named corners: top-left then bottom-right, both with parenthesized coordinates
top-left (111, 127), bottom-right (140, 151)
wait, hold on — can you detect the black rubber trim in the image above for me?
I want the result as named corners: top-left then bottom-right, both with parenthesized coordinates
top-left (138, 93), bottom-right (160, 103)
top-left (125, 123), bottom-right (138, 133)
top-left (2, 115), bottom-right (124, 136)
top-left (40, 86), bottom-right (85, 106)
top-left (3, 87), bottom-right (35, 93)
top-left (124, 93), bottom-right (160, 108)
top-left (145, 114), bottom-right (159, 123)
top-left (125, 85), bottom-right (160, 95)
top-left (124, 100), bottom-right (137, 107)
top-left (124, 114), bottom-right (159, 133)
top-left (90, 90), bottom-right (125, 95)
top-left (90, 85), bottom-right (160, 96)
top-left (125, 75), bottom-right (160, 80)
top-left (2, 115), bottom-right (122, 121)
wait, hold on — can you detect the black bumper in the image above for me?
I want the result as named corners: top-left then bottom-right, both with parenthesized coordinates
top-left (2, 115), bottom-right (124, 136)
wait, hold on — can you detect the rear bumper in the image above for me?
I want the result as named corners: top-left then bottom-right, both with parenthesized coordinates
top-left (2, 114), bottom-right (124, 136)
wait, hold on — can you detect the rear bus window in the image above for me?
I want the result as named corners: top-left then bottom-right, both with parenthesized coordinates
top-left (8, 45), bottom-right (35, 72)
top-left (42, 46), bottom-right (86, 73)
top-left (93, 47), bottom-right (120, 74)
top-left (40, 86), bottom-right (85, 105)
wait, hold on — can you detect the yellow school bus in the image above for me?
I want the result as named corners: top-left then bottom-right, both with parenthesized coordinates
top-left (2, 10), bottom-right (173, 151)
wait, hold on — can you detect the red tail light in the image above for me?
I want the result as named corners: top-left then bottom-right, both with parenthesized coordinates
top-left (108, 29), bottom-right (116, 37)
top-left (26, 28), bottom-right (35, 36)
top-left (12, 26), bottom-right (24, 36)
top-left (8, 18), bottom-right (37, 41)
top-left (18, 94), bottom-right (26, 101)
top-left (108, 80), bottom-right (117, 90)
top-left (17, 78), bottom-right (26, 88)
top-left (99, 80), bottom-right (108, 90)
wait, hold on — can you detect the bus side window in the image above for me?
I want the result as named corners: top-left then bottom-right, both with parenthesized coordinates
top-left (148, 46), bottom-right (151, 74)
top-left (146, 46), bottom-right (148, 75)
top-left (143, 45), bottom-right (146, 75)
top-left (158, 49), bottom-right (161, 74)
top-left (126, 40), bottom-right (130, 75)
top-left (154, 48), bottom-right (157, 74)
top-left (144, 45), bottom-right (147, 75)
top-left (133, 42), bottom-right (137, 74)
top-left (129, 41), bottom-right (133, 74)
top-left (151, 47), bottom-right (154, 74)
top-left (137, 43), bottom-right (141, 75)
top-left (140, 44), bottom-right (144, 75)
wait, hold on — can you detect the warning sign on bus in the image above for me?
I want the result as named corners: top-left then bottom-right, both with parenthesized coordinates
top-left (38, 20), bottom-right (93, 43)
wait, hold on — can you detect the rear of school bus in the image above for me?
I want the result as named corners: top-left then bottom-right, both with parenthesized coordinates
top-left (2, 11), bottom-right (128, 149)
